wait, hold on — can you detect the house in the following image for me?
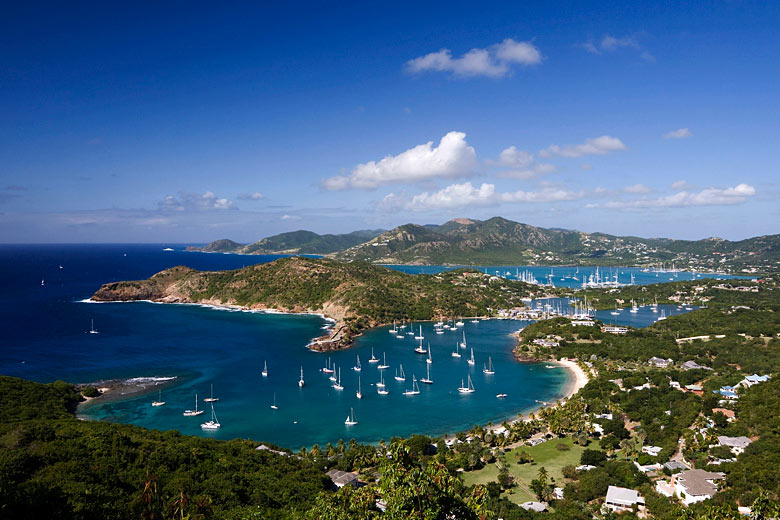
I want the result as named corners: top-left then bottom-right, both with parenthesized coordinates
top-left (712, 408), bottom-right (736, 421)
top-left (532, 338), bottom-right (559, 347)
top-left (685, 384), bottom-right (704, 395)
top-left (740, 374), bottom-right (770, 387)
top-left (715, 386), bottom-right (739, 400)
top-left (601, 325), bottom-right (628, 334)
top-left (669, 381), bottom-right (681, 389)
top-left (649, 357), bottom-right (674, 368)
top-left (604, 485), bottom-right (645, 512)
top-left (673, 469), bottom-right (726, 505)
top-left (642, 445), bottom-right (663, 457)
top-left (655, 479), bottom-right (676, 497)
top-left (325, 469), bottom-right (359, 488)
top-left (520, 501), bottom-right (548, 512)
top-left (595, 413), bottom-right (614, 420)
top-left (717, 436), bottom-right (753, 455)
top-left (682, 360), bottom-right (713, 371)
top-left (664, 460), bottom-right (690, 472)
top-left (576, 464), bottom-right (597, 471)
top-left (553, 487), bottom-right (564, 500)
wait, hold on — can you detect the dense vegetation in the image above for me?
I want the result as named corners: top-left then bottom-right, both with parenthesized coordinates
top-left (191, 229), bottom-right (384, 255)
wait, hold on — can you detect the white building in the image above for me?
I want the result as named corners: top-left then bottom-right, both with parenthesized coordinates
top-left (673, 469), bottom-right (726, 505)
top-left (604, 485), bottom-right (645, 512)
top-left (717, 436), bottom-right (753, 455)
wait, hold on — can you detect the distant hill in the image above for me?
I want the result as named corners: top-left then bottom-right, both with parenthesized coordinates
top-left (188, 229), bottom-right (384, 255)
top-left (334, 216), bottom-right (780, 271)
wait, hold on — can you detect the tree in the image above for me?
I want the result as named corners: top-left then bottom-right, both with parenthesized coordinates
top-left (580, 449), bottom-right (607, 467)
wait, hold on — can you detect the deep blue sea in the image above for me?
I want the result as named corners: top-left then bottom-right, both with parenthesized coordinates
top-left (0, 245), bottom-right (746, 449)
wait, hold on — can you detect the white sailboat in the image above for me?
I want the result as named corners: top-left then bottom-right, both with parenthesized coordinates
top-left (427, 345), bottom-right (432, 364)
top-left (378, 352), bottom-right (389, 370)
top-left (467, 348), bottom-right (475, 366)
top-left (356, 375), bottom-right (362, 399)
top-left (458, 374), bottom-right (475, 394)
top-left (88, 319), bottom-right (99, 334)
top-left (414, 325), bottom-right (424, 341)
top-left (483, 356), bottom-right (495, 375)
top-left (414, 339), bottom-right (427, 354)
top-left (389, 320), bottom-right (398, 334)
top-left (451, 342), bottom-right (461, 358)
top-left (329, 366), bottom-right (337, 382)
top-left (610, 303), bottom-right (620, 316)
top-left (377, 372), bottom-right (388, 395)
top-left (204, 384), bottom-right (219, 403)
top-left (151, 389), bottom-right (165, 406)
top-left (344, 407), bottom-right (358, 425)
top-left (407, 322), bottom-right (415, 336)
top-left (298, 366), bottom-right (305, 387)
top-left (201, 403), bottom-right (220, 430)
top-left (353, 355), bottom-right (362, 372)
top-left (403, 375), bottom-right (420, 395)
top-left (470, 318), bottom-right (479, 324)
top-left (394, 364), bottom-right (406, 382)
top-left (420, 363), bottom-right (433, 384)
top-left (459, 332), bottom-right (467, 349)
top-left (332, 367), bottom-right (344, 390)
top-left (261, 361), bottom-right (268, 377)
top-left (630, 299), bottom-right (639, 313)
top-left (183, 393), bottom-right (205, 416)
top-left (270, 392), bottom-right (278, 410)
top-left (368, 348), bottom-right (379, 363)
top-left (455, 317), bottom-right (464, 327)
top-left (323, 357), bottom-right (335, 373)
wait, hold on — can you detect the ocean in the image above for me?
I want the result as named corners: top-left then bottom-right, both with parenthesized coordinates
top-left (0, 244), bottom-right (743, 449)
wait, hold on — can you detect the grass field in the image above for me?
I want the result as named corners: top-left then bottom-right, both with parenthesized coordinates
top-left (461, 437), bottom-right (586, 504)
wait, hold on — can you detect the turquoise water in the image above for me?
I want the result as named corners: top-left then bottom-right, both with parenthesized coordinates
top-left (1, 245), bottom-right (734, 449)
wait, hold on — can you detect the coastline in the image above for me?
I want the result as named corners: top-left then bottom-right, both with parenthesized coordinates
top-left (556, 358), bottom-right (589, 401)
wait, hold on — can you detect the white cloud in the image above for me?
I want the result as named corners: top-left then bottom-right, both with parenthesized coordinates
top-left (593, 184), bottom-right (756, 209)
top-left (281, 214), bottom-right (301, 221)
top-left (405, 38), bottom-right (541, 78)
top-left (160, 191), bottom-right (236, 211)
top-left (581, 34), bottom-right (654, 62)
top-left (487, 146), bottom-right (557, 180)
top-left (238, 191), bottom-right (264, 200)
top-left (323, 131), bottom-right (477, 190)
top-left (383, 182), bottom-right (582, 211)
top-left (539, 135), bottom-right (627, 158)
top-left (624, 183), bottom-right (652, 194)
top-left (663, 128), bottom-right (693, 139)
top-left (671, 180), bottom-right (692, 190)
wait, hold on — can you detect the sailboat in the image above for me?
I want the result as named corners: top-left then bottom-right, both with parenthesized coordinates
top-left (458, 374), bottom-right (475, 394)
top-left (414, 340), bottom-right (427, 354)
top-left (262, 361), bottom-right (268, 377)
top-left (332, 367), bottom-right (344, 390)
top-left (270, 392), bottom-right (278, 410)
top-left (356, 375), bottom-right (362, 399)
top-left (471, 318), bottom-right (479, 324)
top-left (455, 317), bottom-right (464, 327)
top-left (420, 363), bottom-right (433, 384)
top-left (183, 393), bottom-right (205, 416)
top-left (204, 384), bottom-right (219, 402)
top-left (41, 279), bottom-right (45, 286)
top-left (353, 355), bottom-right (362, 372)
top-left (88, 319), bottom-right (99, 334)
top-left (468, 348), bottom-right (475, 366)
top-left (483, 356), bottom-right (495, 375)
top-left (611, 303), bottom-right (620, 316)
top-left (377, 372), bottom-right (388, 395)
top-left (427, 345), bottom-right (432, 364)
top-left (151, 389), bottom-right (165, 406)
top-left (344, 407), bottom-right (358, 426)
top-left (201, 403), bottom-right (220, 430)
top-left (630, 299), bottom-right (639, 313)
top-left (329, 366), bottom-right (337, 382)
top-left (652, 296), bottom-right (658, 313)
top-left (459, 332), bottom-right (467, 349)
top-left (394, 364), bottom-right (406, 382)
top-left (378, 352), bottom-right (389, 370)
top-left (298, 366), bottom-right (305, 387)
top-left (407, 322), bottom-right (415, 336)
top-left (389, 320), bottom-right (398, 334)
top-left (403, 375), bottom-right (420, 395)
top-left (368, 348), bottom-right (379, 364)
top-left (323, 357), bottom-right (335, 373)
top-left (451, 342), bottom-right (461, 358)
top-left (656, 309), bottom-right (667, 321)
top-left (414, 325), bottom-right (424, 341)
top-left (399, 320), bottom-right (406, 330)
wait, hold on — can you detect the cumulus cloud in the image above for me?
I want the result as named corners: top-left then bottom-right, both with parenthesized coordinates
top-left (592, 184), bottom-right (756, 209)
top-left (238, 191), bottom-right (264, 200)
top-left (581, 34), bottom-right (654, 62)
top-left (405, 38), bottom-right (542, 78)
top-left (382, 182), bottom-right (582, 211)
top-left (323, 131), bottom-right (477, 190)
top-left (663, 128), bottom-right (693, 139)
top-left (488, 146), bottom-right (557, 180)
top-left (160, 191), bottom-right (236, 211)
top-left (671, 180), bottom-right (692, 190)
top-left (539, 135), bottom-right (627, 158)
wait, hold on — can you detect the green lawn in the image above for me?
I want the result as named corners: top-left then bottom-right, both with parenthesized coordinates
top-left (461, 437), bottom-right (586, 504)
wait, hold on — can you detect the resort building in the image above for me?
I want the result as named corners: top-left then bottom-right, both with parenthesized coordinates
top-left (604, 485), bottom-right (645, 513)
top-left (673, 469), bottom-right (726, 505)
top-left (601, 325), bottom-right (628, 334)
top-left (649, 357), bottom-right (674, 368)
top-left (717, 436), bottom-right (753, 455)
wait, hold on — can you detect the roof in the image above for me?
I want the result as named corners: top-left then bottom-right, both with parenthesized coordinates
top-left (712, 408), bottom-right (735, 418)
top-left (325, 469), bottom-right (359, 487)
top-left (520, 501), bottom-right (547, 512)
top-left (664, 460), bottom-right (689, 471)
top-left (605, 485), bottom-right (644, 506)
top-left (717, 436), bottom-right (752, 448)
top-left (676, 469), bottom-right (725, 497)
top-left (744, 374), bottom-right (770, 383)
top-left (682, 360), bottom-right (713, 371)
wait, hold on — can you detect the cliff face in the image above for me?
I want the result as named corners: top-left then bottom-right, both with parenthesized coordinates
top-left (92, 266), bottom-right (196, 302)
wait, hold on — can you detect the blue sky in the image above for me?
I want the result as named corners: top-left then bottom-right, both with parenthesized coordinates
top-left (1, 1), bottom-right (778, 243)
